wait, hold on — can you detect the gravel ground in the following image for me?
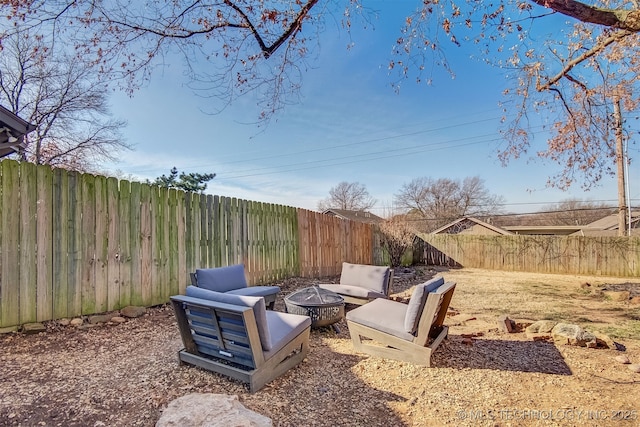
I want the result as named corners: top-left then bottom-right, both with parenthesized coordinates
top-left (1, 267), bottom-right (639, 427)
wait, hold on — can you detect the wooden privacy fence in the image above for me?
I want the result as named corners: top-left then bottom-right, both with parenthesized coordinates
top-left (0, 160), bottom-right (375, 328)
top-left (421, 234), bottom-right (640, 277)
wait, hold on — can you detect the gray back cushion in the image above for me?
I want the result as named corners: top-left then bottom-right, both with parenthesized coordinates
top-left (340, 262), bottom-right (390, 294)
top-left (403, 277), bottom-right (445, 334)
top-left (196, 264), bottom-right (248, 293)
top-left (185, 285), bottom-right (272, 351)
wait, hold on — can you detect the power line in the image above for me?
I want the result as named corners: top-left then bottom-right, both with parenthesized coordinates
top-left (129, 111), bottom-right (508, 175)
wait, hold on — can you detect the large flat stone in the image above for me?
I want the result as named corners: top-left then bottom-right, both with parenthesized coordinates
top-left (156, 393), bottom-right (272, 427)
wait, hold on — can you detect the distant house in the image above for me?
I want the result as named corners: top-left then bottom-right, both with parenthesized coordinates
top-left (572, 213), bottom-right (640, 236)
top-left (501, 225), bottom-right (583, 236)
top-left (431, 213), bottom-right (640, 236)
top-left (430, 217), bottom-right (513, 236)
top-left (0, 105), bottom-right (35, 158)
top-left (322, 209), bottom-right (385, 224)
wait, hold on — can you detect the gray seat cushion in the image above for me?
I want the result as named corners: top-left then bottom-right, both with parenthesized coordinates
top-left (196, 264), bottom-right (247, 293)
top-left (346, 298), bottom-right (414, 341)
top-left (404, 277), bottom-right (445, 334)
top-left (318, 284), bottom-right (386, 300)
top-left (185, 285), bottom-right (273, 351)
top-left (227, 285), bottom-right (280, 298)
top-left (263, 311), bottom-right (311, 360)
top-left (340, 262), bottom-right (391, 295)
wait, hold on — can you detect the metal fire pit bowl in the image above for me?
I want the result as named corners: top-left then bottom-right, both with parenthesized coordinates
top-left (284, 286), bottom-right (345, 328)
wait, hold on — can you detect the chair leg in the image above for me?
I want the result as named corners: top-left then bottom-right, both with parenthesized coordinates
top-left (264, 294), bottom-right (277, 310)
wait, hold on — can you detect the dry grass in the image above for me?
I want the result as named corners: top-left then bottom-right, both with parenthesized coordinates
top-left (438, 267), bottom-right (640, 340)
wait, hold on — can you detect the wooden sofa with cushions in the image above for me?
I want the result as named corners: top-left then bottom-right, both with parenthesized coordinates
top-left (171, 286), bottom-right (311, 392)
top-left (190, 264), bottom-right (280, 309)
top-left (318, 262), bottom-right (393, 305)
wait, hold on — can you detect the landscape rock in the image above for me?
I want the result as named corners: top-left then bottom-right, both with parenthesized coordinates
top-left (88, 314), bottom-right (113, 324)
top-left (525, 320), bottom-right (557, 336)
top-left (70, 318), bottom-right (84, 326)
top-left (57, 318), bottom-right (71, 326)
top-left (528, 333), bottom-right (552, 342)
top-left (628, 364), bottom-right (640, 373)
top-left (111, 316), bottom-right (126, 324)
top-left (551, 323), bottom-right (597, 347)
top-left (120, 306), bottom-right (146, 318)
top-left (594, 332), bottom-right (618, 350)
top-left (156, 393), bottom-right (272, 427)
top-left (630, 296), bottom-right (640, 305)
top-left (21, 323), bottom-right (46, 334)
top-left (514, 319), bottom-right (536, 330)
top-left (497, 315), bottom-right (516, 333)
top-left (614, 355), bottom-right (631, 364)
top-left (603, 290), bottom-right (631, 301)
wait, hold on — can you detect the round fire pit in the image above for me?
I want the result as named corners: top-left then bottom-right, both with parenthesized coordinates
top-left (284, 286), bottom-right (345, 328)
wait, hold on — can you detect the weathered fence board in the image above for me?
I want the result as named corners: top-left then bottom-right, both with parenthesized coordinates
top-left (80, 173), bottom-right (97, 316)
top-left (19, 162), bottom-right (37, 324)
top-left (1, 161), bottom-right (20, 327)
top-left (107, 176), bottom-right (120, 312)
top-left (52, 168), bottom-right (69, 320)
top-left (67, 171), bottom-right (82, 317)
top-left (36, 165), bottom-right (53, 322)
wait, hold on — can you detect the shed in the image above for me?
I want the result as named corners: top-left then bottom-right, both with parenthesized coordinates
top-left (0, 105), bottom-right (35, 158)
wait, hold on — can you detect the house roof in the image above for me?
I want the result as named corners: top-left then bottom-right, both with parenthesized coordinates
top-left (434, 213), bottom-right (640, 236)
top-left (0, 105), bottom-right (35, 158)
top-left (322, 209), bottom-right (385, 224)
top-left (503, 225), bottom-right (582, 235)
top-left (582, 213), bottom-right (640, 230)
top-left (430, 217), bottom-right (513, 235)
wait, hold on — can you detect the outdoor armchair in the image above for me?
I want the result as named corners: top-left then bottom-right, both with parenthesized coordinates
top-left (190, 264), bottom-right (280, 309)
top-left (318, 262), bottom-right (393, 305)
top-left (346, 276), bottom-right (455, 366)
top-left (171, 286), bottom-right (311, 392)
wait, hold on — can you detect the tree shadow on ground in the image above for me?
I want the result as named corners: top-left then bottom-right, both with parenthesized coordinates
top-left (240, 331), bottom-right (409, 426)
top-left (432, 335), bottom-right (572, 375)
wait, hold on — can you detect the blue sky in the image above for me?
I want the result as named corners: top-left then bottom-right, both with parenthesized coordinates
top-left (106, 1), bottom-right (639, 215)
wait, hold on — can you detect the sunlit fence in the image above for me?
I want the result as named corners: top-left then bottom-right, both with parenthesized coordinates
top-left (0, 160), bottom-right (377, 328)
top-left (421, 234), bottom-right (640, 277)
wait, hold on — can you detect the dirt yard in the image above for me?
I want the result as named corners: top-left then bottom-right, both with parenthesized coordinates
top-left (1, 267), bottom-right (639, 427)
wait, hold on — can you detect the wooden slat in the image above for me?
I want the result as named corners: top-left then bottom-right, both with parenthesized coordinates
top-left (150, 185), bottom-right (163, 305)
top-left (117, 179), bottom-right (132, 307)
top-left (94, 174), bottom-right (108, 313)
top-left (107, 177), bottom-right (120, 311)
top-left (176, 190), bottom-right (187, 294)
top-left (199, 193), bottom-right (207, 266)
top-left (0, 161), bottom-right (20, 327)
top-left (66, 171), bottom-right (82, 317)
top-left (80, 173), bottom-right (97, 315)
top-left (139, 183), bottom-right (152, 305)
top-left (36, 164), bottom-right (53, 321)
top-left (159, 186), bottom-right (171, 303)
top-left (212, 195), bottom-right (222, 268)
top-left (19, 162), bottom-right (37, 324)
top-left (129, 181), bottom-right (142, 306)
top-left (167, 188), bottom-right (179, 296)
top-left (52, 168), bottom-right (69, 319)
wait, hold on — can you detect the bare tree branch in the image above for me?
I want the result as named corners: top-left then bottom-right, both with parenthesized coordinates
top-left (536, 29), bottom-right (634, 91)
